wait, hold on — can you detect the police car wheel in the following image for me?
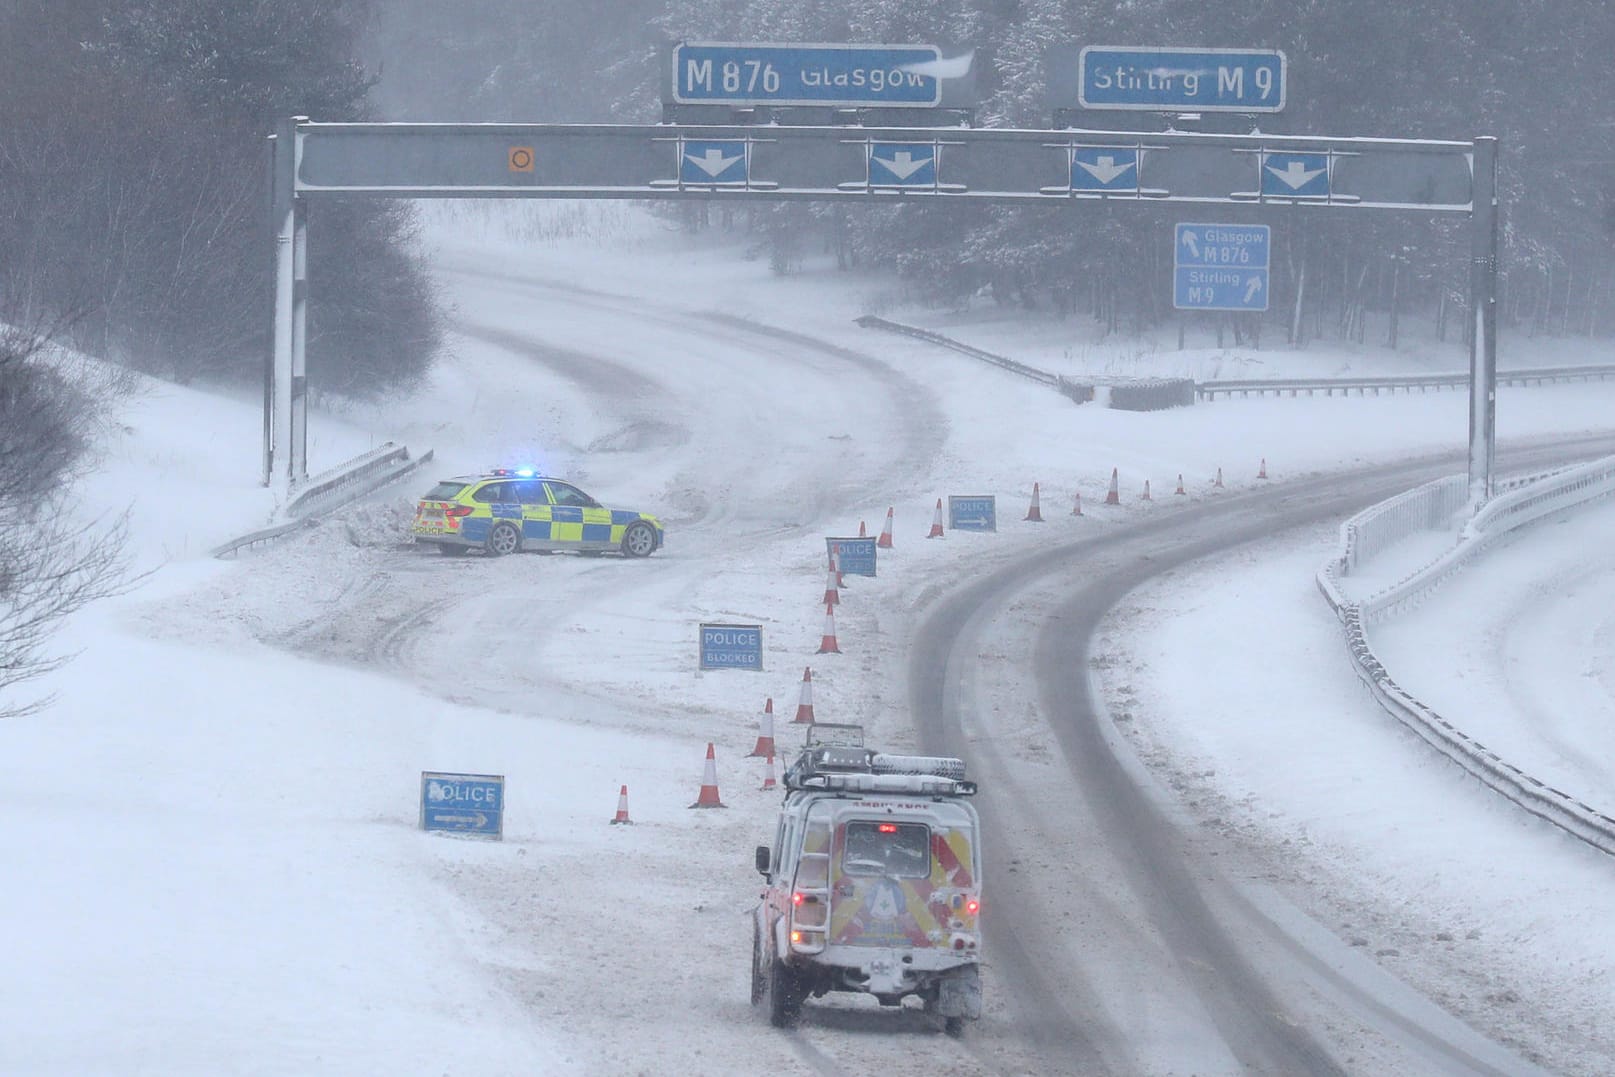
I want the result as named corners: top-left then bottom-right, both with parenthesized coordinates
top-left (485, 521), bottom-right (521, 557)
top-left (436, 543), bottom-right (470, 556)
top-left (944, 1016), bottom-right (965, 1037)
top-left (621, 521), bottom-right (656, 558)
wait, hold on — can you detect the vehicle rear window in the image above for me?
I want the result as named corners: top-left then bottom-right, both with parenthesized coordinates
top-left (842, 821), bottom-right (930, 878)
top-left (423, 482), bottom-right (467, 501)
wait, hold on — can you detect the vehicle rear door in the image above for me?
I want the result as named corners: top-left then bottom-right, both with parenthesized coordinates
top-left (513, 480), bottom-right (556, 549)
top-left (828, 818), bottom-right (940, 949)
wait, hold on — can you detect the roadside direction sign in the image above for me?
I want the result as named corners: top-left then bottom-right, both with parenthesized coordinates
top-left (699, 623), bottom-right (764, 670)
top-left (420, 772), bottom-right (504, 840)
top-left (1174, 223), bottom-right (1270, 312)
top-left (1261, 151), bottom-right (1330, 197)
top-left (826, 537), bottom-right (877, 577)
top-left (1070, 146), bottom-right (1139, 192)
top-left (948, 495), bottom-right (997, 532)
top-left (679, 139), bottom-right (748, 184)
top-left (1075, 47), bottom-right (1286, 113)
top-left (671, 43), bottom-right (948, 108)
top-left (869, 142), bottom-right (936, 186)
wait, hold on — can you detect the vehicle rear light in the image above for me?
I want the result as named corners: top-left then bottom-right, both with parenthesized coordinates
top-left (966, 898), bottom-right (979, 915)
top-left (792, 892), bottom-right (804, 906)
top-left (877, 823), bottom-right (898, 833)
top-left (444, 505), bottom-right (474, 517)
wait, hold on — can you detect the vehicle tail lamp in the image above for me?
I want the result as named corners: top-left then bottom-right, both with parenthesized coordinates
top-left (444, 506), bottom-right (474, 517)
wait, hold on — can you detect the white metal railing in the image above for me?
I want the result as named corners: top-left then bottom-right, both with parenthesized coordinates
top-left (1318, 454), bottom-right (1615, 857)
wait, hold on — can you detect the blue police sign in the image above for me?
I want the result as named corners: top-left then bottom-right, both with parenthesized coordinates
top-left (1261, 151), bottom-right (1330, 198)
top-left (1077, 47), bottom-right (1286, 113)
top-left (699, 623), bottom-right (764, 670)
top-left (869, 142), bottom-right (936, 186)
top-left (1174, 223), bottom-right (1270, 312)
top-left (948, 495), bottom-right (997, 532)
top-left (671, 43), bottom-right (948, 108)
top-left (826, 537), bottom-right (877, 577)
top-left (679, 139), bottom-right (748, 184)
top-left (421, 772), bottom-right (504, 840)
top-left (1070, 147), bottom-right (1139, 192)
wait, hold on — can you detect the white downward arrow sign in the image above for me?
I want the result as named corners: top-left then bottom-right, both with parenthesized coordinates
top-left (1076, 154), bottom-right (1135, 184)
top-left (1266, 160), bottom-right (1327, 190)
top-left (878, 151), bottom-right (932, 181)
top-left (686, 148), bottom-right (743, 177)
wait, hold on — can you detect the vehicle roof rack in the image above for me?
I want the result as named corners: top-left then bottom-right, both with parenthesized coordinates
top-left (784, 732), bottom-right (976, 796)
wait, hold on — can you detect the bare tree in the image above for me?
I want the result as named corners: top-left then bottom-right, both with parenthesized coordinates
top-left (0, 327), bottom-right (140, 719)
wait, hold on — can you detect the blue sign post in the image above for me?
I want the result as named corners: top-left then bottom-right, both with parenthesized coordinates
top-left (1070, 146), bottom-right (1139, 193)
top-left (869, 142), bottom-right (937, 187)
top-left (699, 623), bottom-right (764, 670)
top-left (672, 43), bottom-right (947, 108)
top-left (826, 537), bottom-right (878, 577)
top-left (1078, 47), bottom-right (1286, 112)
top-left (948, 496), bottom-right (997, 532)
top-left (679, 139), bottom-right (749, 184)
top-left (1261, 151), bottom-right (1330, 198)
top-left (421, 772), bottom-right (504, 840)
top-left (1173, 223), bottom-right (1270, 312)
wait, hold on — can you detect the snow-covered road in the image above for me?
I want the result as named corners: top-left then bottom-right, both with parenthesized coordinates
top-left (7, 203), bottom-right (1615, 1074)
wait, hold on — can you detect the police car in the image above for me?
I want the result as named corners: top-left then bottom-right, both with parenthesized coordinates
top-left (412, 469), bottom-right (664, 557)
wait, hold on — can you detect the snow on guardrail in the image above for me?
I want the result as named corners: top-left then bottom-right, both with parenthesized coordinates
top-left (852, 315), bottom-right (1615, 405)
top-left (1317, 455), bottom-right (1615, 857)
top-left (212, 443), bottom-right (434, 558)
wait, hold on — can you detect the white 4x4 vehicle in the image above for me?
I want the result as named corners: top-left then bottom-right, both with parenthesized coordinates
top-left (751, 725), bottom-right (983, 1033)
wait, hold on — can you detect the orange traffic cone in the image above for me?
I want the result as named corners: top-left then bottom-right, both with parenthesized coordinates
top-left (1174, 474), bottom-right (1186, 496)
top-left (610, 784), bottom-right (633, 825)
top-left (927, 498), bottom-right (945, 538)
top-left (748, 697), bottom-right (777, 758)
top-left (822, 561), bottom-right (840, 607)
top-left (858, 520), bottom-right (867, 538)
top-left (1214, 466), bottom-right (1225, 489)
top-left (689, 743), bottom-right (726, 809)
top-left (1104, 468), bottom-right (1120, 505)
top-left (1025, 482), bottom-right (1044, 522)
top-left (877, 507), bottom-right (894, 549)
top-left (817, 603), bottom-right (841, 654)
top-left (1258, 457), bottom-right (1269, 480)
top-left (1071, 491), bottom-right (1083, 517)
top-left (761, 753), bottom-right (777, 791)
top-left (794, 666), bottom-right (816, 724)
top-left (1141, 479), bottom-right (1152, 501)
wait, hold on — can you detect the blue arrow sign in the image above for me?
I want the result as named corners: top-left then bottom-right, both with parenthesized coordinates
top-left (421, 772), bottom-right (504, 840)
top-left (679, 139), bottom-right (748, 184)
top-left (1071, 147), bottom-right (1138, 191)
top-left (1261, 151), bottom-right (1330, 197)
top-left (1077, 47), bottom-right (1286, 112)
top-left (869, 142), bottom-right (936, 186)
top-left (699, 623), bottom-right (764, 670)
top-left (1174, 223), bottom-right (1270, 311)
top-left (948, 496), bottom-right (997, 533)
top-left (671, 43), bottom-right (948, 107)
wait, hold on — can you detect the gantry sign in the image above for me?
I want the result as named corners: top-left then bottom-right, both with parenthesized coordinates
top-left (267, 42), bottom-right (1499, 504)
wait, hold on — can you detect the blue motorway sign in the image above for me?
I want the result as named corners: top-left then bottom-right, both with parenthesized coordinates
top-left (679, 139), bottom-right (748, 184)
top-left (699, 622), bottom-right (764, 670)
top-left (1261, 151), bottom-right (1330, 198)
top-left (826, 537), bottom-right (878, 577)
top-left (421, 772), bottom-right (504, 840)
top-left (672, 43), bottom-right (945, 108)
top-left (1174, 222), bottom-right (1270, 312)
top-left (1070, 146), bottom-right (1138, 192)
top-left (948, 495), bottom-right (997, 532)
top-left (869, 142), bottom-right (936, 186)
top-left (1077, 47), bottom-right (1286, 113)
